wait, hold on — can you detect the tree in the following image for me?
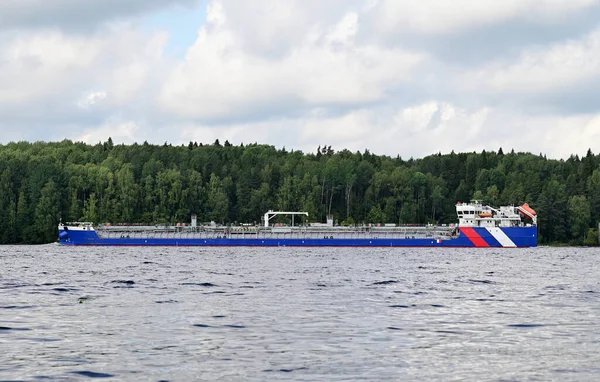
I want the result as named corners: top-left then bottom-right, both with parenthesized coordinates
top-left (399, 198), bottom-right (417, 225)
top-left (248, 182), bottom-right (271, 221)
top-left (368, 204), bottom-right (385, 224)
top-left (587, 169), bottom-right (600, 227)
top-left (277, 176), bottom-right (295, 211)
top-left (16, 188), bottom-right (29, 242)
top-left (583, 228), bottom-right (598, 246)
top-left (485, 185), bottom-right (499, 205)
top-left (0, 138), bottom-right (596, 244)
top-left (104, 137), bottom-right (114, 151)
top-left (0, 169), bottom-right (14, 243)
top-left (34, 179), bottom-right (60, 243)
top-left (207, 173), bottom-right (229, 223)
top-left (537, 179), bottom-right (567, 243)
top-left (6, 199), bottom-right (16, 244)
top-left (568, 195), bottom-right (590, 243)
top-left (186, 170), bottom-right (205, 219)
top-left (322, 158), bottom-right (340, 216)
top-left (83, 193), bottom-right (98, 223)
top-left (341, 159), bottom-right (357, 220)
top-left (410, 171), bottom-right (428, 223)
top-left (431, 184), bottom-right (444, 222)
top-left (472, 190), bottom-right (484, 201)
top-left (454, 180), bottom-right (471, 205)
top-left (116, 165), bottom-right (137, 223)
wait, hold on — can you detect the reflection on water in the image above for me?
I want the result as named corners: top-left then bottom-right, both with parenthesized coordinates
top-left (1, 245), bottom-right (599, 381)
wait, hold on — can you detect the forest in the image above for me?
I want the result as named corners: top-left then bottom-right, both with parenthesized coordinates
top-left (0, 138), bottom-right (598, 245)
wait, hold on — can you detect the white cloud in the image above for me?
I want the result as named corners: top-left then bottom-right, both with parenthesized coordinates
top-left (172, 101), bottom-right (600, 159)
top-left (0, 31), bottom-right (99, 105)
top-left (1, 0), bottom-right (600, 160)
top-left (180, 121), bottom-right (290, 148)
top-left (0, 0), bottom-right (200, 30)
top-left (300, 109), bottom-right (374, 144)
top-left (325, 12), bottom-right (359, 45)
top-left (160, 2), bottom-right (424, 121)
top-left (0, 25), bottom-right (168, 113)
top-left (75, 120), bottom-right (139, 145)
top-left (534, 114), bottom-right (600, 158)
top-left (466, 29), bottom-right (600, 96)
top-left (77, 91), bottom-right (107, 109)
top-left (368, 0), bottom-right (600, 35)
top-left (386, 103), bottom-right (600, 158)
top-left (396, 102), bottom-right (440, 133)
top-left (204, 0), bottom-right (364, 56)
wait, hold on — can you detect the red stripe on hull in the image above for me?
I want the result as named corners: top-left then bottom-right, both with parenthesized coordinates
top-left (460, 227), bottom-right (490, 247)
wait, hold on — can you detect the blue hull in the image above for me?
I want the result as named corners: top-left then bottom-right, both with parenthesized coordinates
top-left (58, 226), bottom-right (538, 247)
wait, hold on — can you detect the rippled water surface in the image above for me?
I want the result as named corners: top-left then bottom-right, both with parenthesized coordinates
top-left (1, 245), bottom-right (600, 381)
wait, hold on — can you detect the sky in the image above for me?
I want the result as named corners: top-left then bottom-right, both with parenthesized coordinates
top-left (2, 0), bottom-right (600, 159)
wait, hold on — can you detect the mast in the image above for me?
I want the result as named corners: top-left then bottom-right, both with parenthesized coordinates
top-left (263, 211), bottom-right (309, 227)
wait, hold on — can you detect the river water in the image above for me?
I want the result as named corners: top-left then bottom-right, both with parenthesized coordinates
top-left (1, 245), bottom-right (599, 381)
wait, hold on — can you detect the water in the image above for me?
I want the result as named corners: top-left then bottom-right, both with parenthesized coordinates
top-left (1, 245), bottom-right (599, 381)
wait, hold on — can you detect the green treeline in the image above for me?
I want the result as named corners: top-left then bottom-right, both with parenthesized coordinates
top-left (0, 139), bottom-right (598, 245)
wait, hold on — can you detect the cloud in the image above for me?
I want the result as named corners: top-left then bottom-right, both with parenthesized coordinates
top-left (75, 120), bottom-right (140, 145)
top-left (448, 27), bottom-right (600, 117)
top-left (1, 0), bottom-right (600, 160)
top-left (159, 2), bottom-right (424, 122)
top-left (77, 91), bottom-right (108, 109)
top-left (174, 101), bottom-right (600, 159)
top-left (0, 0), bottom-right (200, 31)
top-left (0, 25), bottom-right (168, 116)
top-left (367, 0), bottom-right (600, 35)
top-left (468, 29), bottom-right (600, 95)
top-left (202, 0), bottom-right (365, 56)
top-left (0, 31), bottom-right (98, 105)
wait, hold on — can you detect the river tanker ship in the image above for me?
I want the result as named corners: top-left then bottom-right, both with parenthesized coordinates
top-left (58, 201), bottom-right (537, 247)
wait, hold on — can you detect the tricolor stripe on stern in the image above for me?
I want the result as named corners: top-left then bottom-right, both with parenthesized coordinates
top-left (459, 227), bottom-right (490, 247)
top-left (485, 227), bottom-right (516, 247)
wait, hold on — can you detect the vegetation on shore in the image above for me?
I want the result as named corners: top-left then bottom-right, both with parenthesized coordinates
top-left (0, 138), bottom-right (598, 245)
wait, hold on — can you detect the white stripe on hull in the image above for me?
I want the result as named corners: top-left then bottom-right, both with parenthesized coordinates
top-left (485, 227), bottom-right (516, 247)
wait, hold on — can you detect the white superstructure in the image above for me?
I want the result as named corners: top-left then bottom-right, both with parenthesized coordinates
top-left (456, 201), bottom-right (537, 228)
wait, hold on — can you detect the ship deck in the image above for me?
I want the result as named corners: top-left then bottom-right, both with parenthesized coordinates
top-left (95, 225), bottom-right (457, 240)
